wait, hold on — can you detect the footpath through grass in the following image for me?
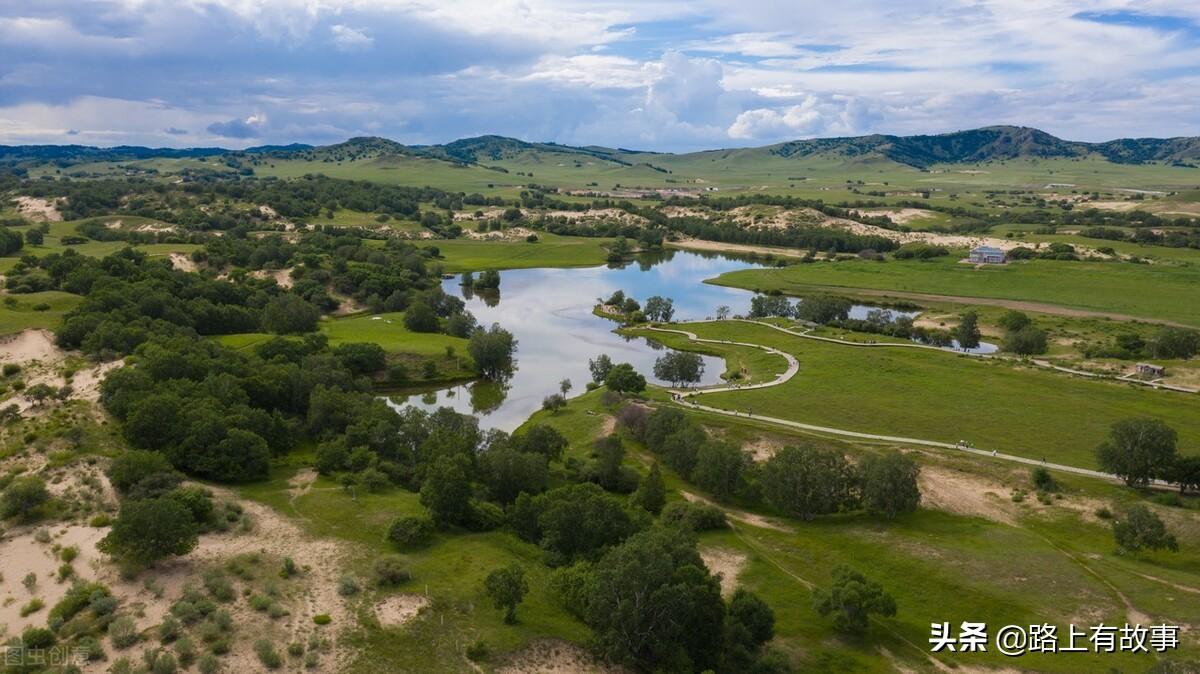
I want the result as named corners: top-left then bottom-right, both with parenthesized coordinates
top-left (712, 256), bottom-right (1200, 327)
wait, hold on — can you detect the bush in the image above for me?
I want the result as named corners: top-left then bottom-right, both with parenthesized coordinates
top-left (19, 598), bottom-right (44, 617)
top-left (197, 653), bottom-right (221, 674)
top-left (337, 575), bottom-right (360, 597)
top-left (312, 614), bottom-right (332, 626)
top-left (386, 515), bottom-right (434, 549)
top-left (659, 501), bottom-right (727, 531)
top-left (254, 639), bottom-right (282, 669)
top-left (108, 616), bottom-right (140, 649)
top-left (374, 555), bottom-right (411, 586)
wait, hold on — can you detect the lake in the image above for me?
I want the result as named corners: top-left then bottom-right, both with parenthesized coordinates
top-left (387, 249), bottom-right (953, 430)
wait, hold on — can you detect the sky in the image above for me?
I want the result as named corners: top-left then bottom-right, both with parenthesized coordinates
top-left (1, 0), bottom-right (1199, 152)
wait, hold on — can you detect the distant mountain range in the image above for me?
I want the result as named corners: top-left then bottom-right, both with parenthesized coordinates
top-left (4, 126), bottom-right (1200, 169)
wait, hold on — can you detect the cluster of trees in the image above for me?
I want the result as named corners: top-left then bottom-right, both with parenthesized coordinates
top-left (622, 406), bottom-right (921, 519)
top-left (1083, 326), bottom-right (1199, 361)
top-left (587, 354), bottom-right (648, 395)
top-left (995, 310), bottom-right (1049, 355)
top-left (598, 290), bottom-right (675, 324)
top-left (653, 351), bottom-right (705, 387)
top-left (1095, 417), bottom-right (1200, 492)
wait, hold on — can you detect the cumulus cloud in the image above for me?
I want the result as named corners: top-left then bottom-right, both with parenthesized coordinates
top-left (206, 114), bottom-right (268, 139)
top-left (1, 0), bottom-right (1199, 149)
top-left (330, 24), bottom-right (373, 51)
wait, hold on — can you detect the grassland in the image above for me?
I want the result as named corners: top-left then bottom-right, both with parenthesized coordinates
top-left (632, 320), bottom-right (1200, 468)
top-left (0, 291), bottom-right (81, 335)
top-left (0, 218), bottom-right (200, 273)
top-left (713, 256), bottom-right (1200, 327)
top-left (418, 233), bottom-right (614, 272)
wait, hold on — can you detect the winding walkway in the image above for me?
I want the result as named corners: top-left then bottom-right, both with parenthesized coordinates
top-left (649, 321), bottom-right (1173, 488)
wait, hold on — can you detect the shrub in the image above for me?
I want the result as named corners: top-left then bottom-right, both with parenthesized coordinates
top-left (466, 639), bottom-right (490, 661)
top-left (1031, 467), bottom-right (1058, 492)
top-left (373, 555), bottom-right (411, 586)
top-left (386, 515), bottom-right (434, 549)
top-left (254, 639), bottom-right (282, 669)
top-left (108, 616), bottom-right (140, 649)
top-left (19, 598), bottom-right (44, 617)
top-left (312, 614), bottom-right (332, 626)
top-left (337, 575), bottom-right (360, 597)
top-left (197, 653), bottom-right (221, 674)
top-left (659, 501), bottom-right (727, 531)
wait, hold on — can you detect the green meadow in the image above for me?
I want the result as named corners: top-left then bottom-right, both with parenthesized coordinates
top-left (418, 233), bottom-right (614, 272)
top-left (713, 256), bottom-right (1200, 327)
top-left (633, 321), bottom-right (1200, 468)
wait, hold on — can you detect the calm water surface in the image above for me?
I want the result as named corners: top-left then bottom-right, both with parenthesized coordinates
top-left (386, 250), bottom-right (987, 430)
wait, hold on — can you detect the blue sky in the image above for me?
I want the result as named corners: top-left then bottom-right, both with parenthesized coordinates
top-left (1, 1), bottom-right (1198, 151)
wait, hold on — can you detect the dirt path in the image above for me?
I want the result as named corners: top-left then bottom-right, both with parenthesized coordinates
top-left (642, 325), bottom-right (799, 393)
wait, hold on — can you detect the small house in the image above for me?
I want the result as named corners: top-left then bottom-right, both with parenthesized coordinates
top-left (969, 246), bottom-right (1006, 264)
top-left (1135, 363), bottom-right (1165, 378)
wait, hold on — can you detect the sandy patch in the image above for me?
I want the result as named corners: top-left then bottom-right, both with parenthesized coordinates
top-left (742, 437), bottom-right (784, 462)
top-left (669, 239), bottom-right (807, 259)
top-left (464, 226), bottom-right (537, 241)
top-left (699, 548), bottom-right (746, 598)
top-left (0, 329), bottom-right (61, 364)
top-left (494, 639), bottom-right (625, 674)
top-left (249, 267), bottom-right (294, 288)
top-left (373, 594), bottom-right (429, 627)
top-left (543, 209), bottom-right (648, 226)
top-left (918, 465), bottom-right (1016, 526)
top-left (168, 253), bottom-right (196, 272)
top-left (69, 360), bottom-right (123, 404)
top-left (598, 415), bottom-right (616, 437)
top-left (851, 208), bottom-right (937, 225)
top-left (13, 196), bottom-right (62, 222)
top-left (0, 525), bottom-right (110, 637)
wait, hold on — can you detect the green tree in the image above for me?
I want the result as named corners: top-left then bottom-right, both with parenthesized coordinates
top-left (24, 228), bottom-right (44, 246)
top-left (632, 463), bottom-right (666, 514)
top-left (541, 393), bottom-right (566, 414)
top-left (468, 324), bottom-right (517, 380)
top-left (1002, 326), bottom-right (1048, 355)
top-left (996, 310), bottom-right (1032, 332)
top-left (859, 451), bottom-right (921, 519)
top-left (604, 363), bottom-right (646, 395)
top-left (403, 301), bottom-right (441, 333)
top-left (1, 476), bottom-right (50, 522)
top-left (1095, 418), bottom-right (1178, 487)
top-left (333, 342), bottom-right (387, 374)
top-left (1148, 327), bottom-right (1200, 360)
top-left (260, 294), bottom-right (320, 334)
top-left (653, 351), bottom-right (705, 387)
top-left (100, 498), bottom-right (199, 567)
top-left (479, 448), bottom-right (548, 505)
top-left (484, 563), bottom-right (529, 624)
top-left (515, 424), bottom-right (568, 462)
top-left (1167, 456), bottom-right (1200, 494)
top-left (386, 515), bottom-right (435, 549)
top-left (954, 311), bottom-right (981, 349)
top-left (723, 589), bottom-right (776, 672)
top-left (419, 455), bottom-right (474, 528)
top-left (761, 446), bottom-right (858, 520)
top-left (1113, 504), bottom-right (1178, 554)
top-left (108, 450), bottom-right (175, 493)
top-left (691, 441), bottom-right (745, 499)
top-left (812, 566), bottom-right (897, 634)
top-left (588, 354), bottom-right (614, 383)
top-left (643, 296), bottom-right (675, 322)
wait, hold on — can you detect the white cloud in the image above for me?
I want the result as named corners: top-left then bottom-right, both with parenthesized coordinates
top-left (330, 24), bottom-right (373, 51)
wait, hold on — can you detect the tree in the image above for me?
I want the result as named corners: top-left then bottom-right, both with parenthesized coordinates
top-left (334, 342), bottom-right (387, 374)
top-left (516, 424), bottom-right (568, 462)
top-left (468, 324), bottom-right (517, 380)
top-left (954, 311), bottom-right (981, 349)
top-left (24, 229), bottom-right (43, 246)
top-left (715, 305), bottom-right (730, 320)
top-left (1148, 327), bottom-right (1200, 360)
top-left (403, 301), bottom-right (440, 333)
top-left (1002, 326), bottom-right (1048, 355)
top-left (812, 566), bottom-right (896, 634)
top-left (749, 294), bottom-right (793, 319)
top-left (1112, 504), bottom-right (1178, 554)
top-left (794, 295), bottom-right (850, 324)
top-left (99, 498), bottom-right (199, 567)
top-left (1095, 418), bottom-right (1178, 487)
top-left (260, 294), bottom-right (320, 334)
top-left (484, 563), bottom-right (529, 624)
top-left (419, 455), bottom-right (474, 528)
top-left (588, 354), bottom-right (614, 383)
top-left (723, 589), bottom-right (776, 672)
top-left (691, 441), bottom-right (746, 499)
top-left (997, 310), bottom-right (1032, 332)
top-left (760, 446), bottom-right (857, 520)
top-left (859, 451), bottom-right (921, 519)
top-left (542, 393), bottom-right (566, 414)
top-left (1, 476), bottom-right (49, 522)
top-left (24, 383), bottom-right (57, 406)
top-left (574, 527), bottom-right (725, 672)
top-left (653, 351), bottom-right (705, 387)
top-left (1167, 456), bottom-right (1200, 494)
top-left (643, 296), bottom-right (675, 322)
top-left (559, 378), bottom-right (572, 396)
top-left (108, 450), bottom-right (176, 493)
top-left (480, 448), bottom-right (548, 504)
top-left (604, 363), bottom-right (646, 395)
top-left (632, 463), bottom-right (666, 514)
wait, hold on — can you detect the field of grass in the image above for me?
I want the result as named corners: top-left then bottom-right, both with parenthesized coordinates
top-left (713, 256), bottom-right (1200, 327)
top-left (418, 233), bottom-right (614, 272)
top-left (0, 218), bottom-right (200, 273)
top-left (0, 291), bottom-right (81, 335)
top-left (631, 320), bottom-right (1200, 468)
top-left (321, 313), bottom-right (469, 357)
